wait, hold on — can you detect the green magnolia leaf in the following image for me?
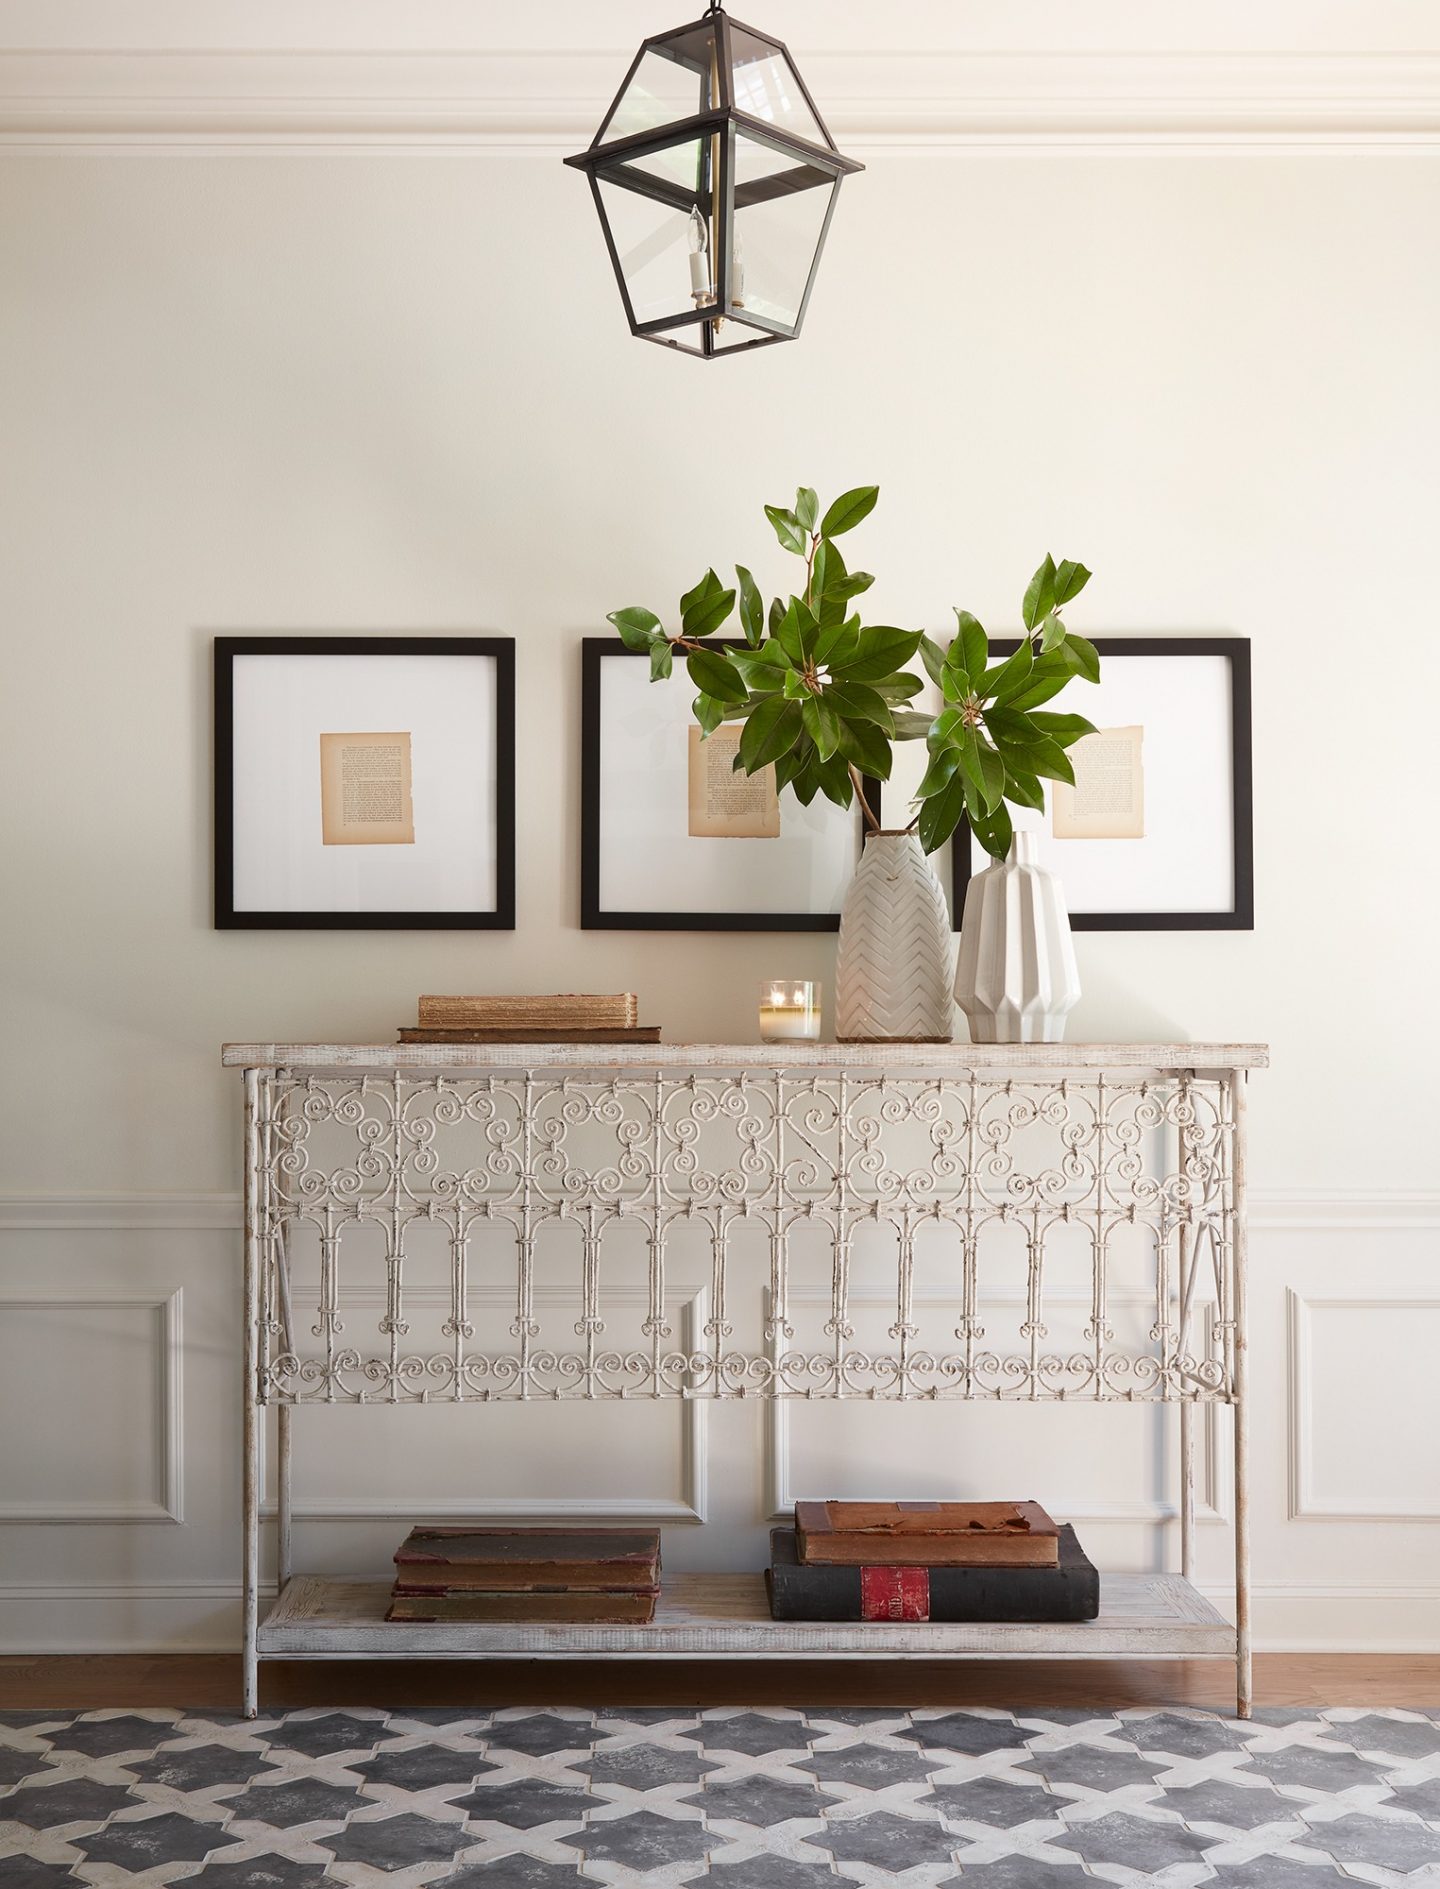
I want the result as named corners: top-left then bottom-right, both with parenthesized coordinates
top-left (810, 536), bottom-right (835, 600)
top-left (649, 640), bottom-right (673, 681)
top-left (982, 705), bottom-right (1043, 748)
top-left (735, 565), bottom-right (764, 646)
top-left (765, 503), bottom-right (806, 555)
top-left (940, 667), bottom-right (971, 705)
top-left (954, 609), bottom-right (989, 679)
top-left (832, 571), bottom-right (875, 599)
top-left (1022, 554), bottom-right (1058, 632)
top-left (928, 706), bottom-right (964, 750)
top-left (916, 773), bottom-right (966, 854)
top-left (686, 646), bottom-right (747, 706)
top-left (727, 641), bottom-right (790, 691)
top-left (1028, 710), bottom-right (1098, 746)
top-left (891, 709), bottom-right (934, 739)
top-left (834, 625), bottom-right (923, 684)
top-left (1002, 765), bottom-right (1045, 811)
top-left (693, 691), bottom-right (725, 735)
top-left (970, 799), bottom-right (1014, 861)
top-left (682, 581), bottom-right (736, 639)
top-left (974, 736), bottom-right (1006, 812)
top-left (608, 606), bottom-right (662, 653)
top-left (872, 673), bottom-right (924, 703)
top-left (983, 638), bottom-right (1035, 705)
top-left (915, 748), bottom-right (959, 798)
top-left (739, 695), bottom-right (802, 772)
top-left (817, 615), bottom-right (861, 671)
top-left (1053, 558), bottom-right (1092, 606)
top-left (920, 634), bottom-right (948, 689)
top-left (1060, 632), bottom-right (1101, 684)
top-left (1009, 733), bottom-right (1075, 786)
top-left (826, 681), bottom-right (894, 734)
top-left (773, 599), bottom-right (808, 667)
top-left (1005, 670), bottom-right (1072, 711)
top-left (819, 485), bottom-right (879, 538)
top-left (814, 752), bottom-right (855, 807)
top-left (794, 486), bottom-right (819, 534)
top-left (773, 747), bottom-right (803, 790)
top-left (791, 764), bottom-right (821, 806)
top-left (835, 714), bottom-right (891, 779)
top-left (768, 595), bottom-right (785, 637)
top-left (782, 666), bottom-right (808, 699)
top-left (802, 694), bottom-right (842, 761)
top-left (680, 569), bottom-right (722, 616)
top-left (1039, 612), bottom-right (1067, 652)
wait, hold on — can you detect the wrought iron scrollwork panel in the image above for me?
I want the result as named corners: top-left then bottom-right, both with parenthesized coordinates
top-left (254, 1069), bottom-right (1235, 1405)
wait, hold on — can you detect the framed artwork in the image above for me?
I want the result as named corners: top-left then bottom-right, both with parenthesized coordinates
top-left (214, 636), bottom-right (515, 929)
top-left (951, 636), bottom-right (1253, 931)
top-left (581, 639), bottom-right (880, 930)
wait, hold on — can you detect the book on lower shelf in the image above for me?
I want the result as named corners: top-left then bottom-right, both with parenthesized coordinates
top-left (795, 1499), bottom-right (1060, 1568)
top-left (767, 1523), bottom-right (1099, 1623)
top-left (387, 1526), bottom-right (662, 1625)
top-left (417, 993), bottom-right (639, 1028)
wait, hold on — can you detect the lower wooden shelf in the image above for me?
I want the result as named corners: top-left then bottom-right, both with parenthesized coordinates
top-left (257, 1574), bottom-right (1234, 1662)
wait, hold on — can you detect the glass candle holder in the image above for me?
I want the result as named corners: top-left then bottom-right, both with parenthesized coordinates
top-left (758, 980), bottom-right (821, 1042)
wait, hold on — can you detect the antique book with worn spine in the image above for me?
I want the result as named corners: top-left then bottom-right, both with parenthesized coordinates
top-left (794, 1500), bottom-right (1059, 1567)
top-left (393, 1527), bottom-right (661, 1593)
top-left (417, 994), bottom-right (638, 1027)
top-left (386, 1586), bottom-right (660, 1624)
top-left (768, 1525), bottom-right (1097, 1622)
top-left (398, 1025), bottom-right (661, 1044)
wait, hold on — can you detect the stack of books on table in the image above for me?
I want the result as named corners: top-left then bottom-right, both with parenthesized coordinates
top-left (385, 1526), bottom-right (662, 1623)
top-left (766, 1499), bottom-right (1100, 1624)
top-left (398, 993), bottom-right (659, 1045)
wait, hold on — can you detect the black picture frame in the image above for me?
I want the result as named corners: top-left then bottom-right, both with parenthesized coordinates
top-left (581, 638), bottom-right (880, 931)
top-left (214, 635), bottom-right (516, 930)
top-left (950, 636), bottom-right (1253, 932)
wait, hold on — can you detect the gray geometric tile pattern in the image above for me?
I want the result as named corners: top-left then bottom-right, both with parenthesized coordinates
top-left (3, 1704), bottom-right (1440, 1886)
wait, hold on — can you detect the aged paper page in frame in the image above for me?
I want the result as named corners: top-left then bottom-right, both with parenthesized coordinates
top-left (1052, 725), bottom-right (1145, 840)
top-left (686, 724), bottom-right (781, 839)
top-left (319, 731), bottom-right (416, 845)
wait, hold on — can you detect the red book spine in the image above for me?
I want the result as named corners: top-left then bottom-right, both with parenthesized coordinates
top-left (859, 1566), bottom-right (931, 1621)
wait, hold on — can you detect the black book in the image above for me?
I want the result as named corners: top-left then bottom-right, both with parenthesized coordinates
top-left (766, 1522), bottom-right (1099, 1623)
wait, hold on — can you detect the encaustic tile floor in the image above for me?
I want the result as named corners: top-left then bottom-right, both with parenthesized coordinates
top-left (3, 1706), bottom-right (1440, 1888)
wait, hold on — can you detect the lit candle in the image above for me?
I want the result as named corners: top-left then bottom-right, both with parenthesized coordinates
top-left (758, 980), bottom-right (821, 1042)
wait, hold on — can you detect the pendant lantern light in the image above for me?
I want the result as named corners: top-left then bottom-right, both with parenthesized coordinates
top-left (564, 2), bottom-right (863, 358)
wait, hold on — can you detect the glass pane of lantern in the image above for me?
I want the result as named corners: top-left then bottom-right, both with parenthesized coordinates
top-left (728, 26), bottom-right (830, 148)
top-left (596, 137), bottom-right (716, 329)
top-left (597, 25), bottom-right (720, 143)
top-left (730, 129), bottom-right (838, 332)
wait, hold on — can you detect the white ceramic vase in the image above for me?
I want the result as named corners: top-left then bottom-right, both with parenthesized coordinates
top-left (835, 832), bottom-right (955, 1043)
top-left (954, 830), bottom-right (1080, 1044)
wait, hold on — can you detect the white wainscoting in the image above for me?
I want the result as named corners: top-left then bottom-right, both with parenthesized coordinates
top-left (0, 1191), bottom-right (1437, 1653)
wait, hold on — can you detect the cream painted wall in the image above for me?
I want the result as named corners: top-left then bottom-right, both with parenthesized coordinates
top-left (1, 85), bottom-right (1438, 1645)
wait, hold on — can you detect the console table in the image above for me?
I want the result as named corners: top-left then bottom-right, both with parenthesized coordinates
top-left (224, 1041), bottom-right (1265, 1718)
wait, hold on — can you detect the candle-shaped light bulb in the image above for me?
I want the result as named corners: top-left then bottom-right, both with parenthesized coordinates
top-left (731, 226), bottom-right (746, 306)
top-left (688, 206), bottom-right (713, 305)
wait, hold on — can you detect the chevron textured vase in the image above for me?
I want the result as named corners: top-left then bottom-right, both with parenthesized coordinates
top-left (954, 829), bottom-right (1080, 1043)
top-left (835, 833), bottom-right (955, 1042)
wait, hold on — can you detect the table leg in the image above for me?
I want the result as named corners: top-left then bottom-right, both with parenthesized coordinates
top-left (242, 1067), bottom-right (261, 1719)
top-left (1232, 1069), bottom-right (1252, 1719)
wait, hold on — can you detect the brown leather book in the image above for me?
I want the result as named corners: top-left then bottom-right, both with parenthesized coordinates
top-left (794, 1500), bottom-right (1059, 1567)
top-left (393, 1527), bottom-right (661, 1592)
top-left (386, 1587), bottom-right (658, 1624)
top-left (418, 994), bottom-right (638, 1026)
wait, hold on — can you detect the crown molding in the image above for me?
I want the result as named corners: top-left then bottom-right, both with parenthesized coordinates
top-left (0, 49), bottom-right (1437, 152)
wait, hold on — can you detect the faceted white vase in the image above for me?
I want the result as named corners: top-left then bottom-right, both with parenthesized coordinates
top-left (954, 830), bottom-right (1080, 1044)
top-left (835, 833), bottom-right (955, 1043)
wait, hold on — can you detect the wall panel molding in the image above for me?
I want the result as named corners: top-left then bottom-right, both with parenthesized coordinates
top-left (1288, 1289), bottom-right (1440, 1522)
top-left (0, 49), bottom-right (1437, 152)
top-left (0, 1291), bottom-right (183, 1524)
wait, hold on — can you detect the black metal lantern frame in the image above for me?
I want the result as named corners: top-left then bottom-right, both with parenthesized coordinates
top-left (565, 6), bottom-right (863, 358)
